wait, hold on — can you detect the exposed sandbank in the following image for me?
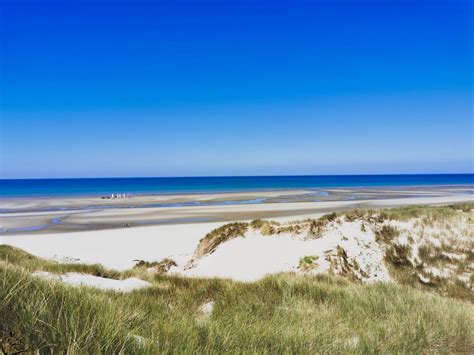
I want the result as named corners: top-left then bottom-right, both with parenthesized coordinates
top-left (1, 186), bottom-right (472, 234)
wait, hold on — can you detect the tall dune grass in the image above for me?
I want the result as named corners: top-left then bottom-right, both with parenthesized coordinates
top-left (1, 245), bottom-right (473, 353)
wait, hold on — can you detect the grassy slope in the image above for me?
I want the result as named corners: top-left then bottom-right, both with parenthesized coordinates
top-left (1, 244), bottom-right (473, 353)
top-left (375, 204), bottom-right (474, 302)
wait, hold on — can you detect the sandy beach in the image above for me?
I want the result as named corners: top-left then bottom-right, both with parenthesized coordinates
top-left (1, 185), bottom-right (472, 281)
top-left (1, 185), bottom-right (472, 233)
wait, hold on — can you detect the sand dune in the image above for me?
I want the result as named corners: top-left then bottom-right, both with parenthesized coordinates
top-left (1, 192), bottom-right (472, 282)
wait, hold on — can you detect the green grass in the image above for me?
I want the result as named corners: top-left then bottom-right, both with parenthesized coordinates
top-left (385, 260), bottom-right (474, 303)
top-left (0, 245), bottom-right (122, 279)
top-left (372, 203), bottom-right (473, 222)
top-left (298, 255), bottom-right (319, 272)
top-left (1, 245), bottom-right (474, 353)
top-left (2, 203), bottom-right (474, 353)
top-left (371, 203), bottom-right (474, 303)
top-left (0, 245), bottom-right (159, 284)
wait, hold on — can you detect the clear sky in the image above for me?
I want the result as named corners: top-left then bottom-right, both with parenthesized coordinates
top-left (1, 0), bottom-right (473, 178)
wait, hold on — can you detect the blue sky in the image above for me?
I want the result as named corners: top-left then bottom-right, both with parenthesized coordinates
top-left (1, 0), bottom-right (472, 178)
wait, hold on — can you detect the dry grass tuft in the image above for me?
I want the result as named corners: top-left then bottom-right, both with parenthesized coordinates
top-left (385, 244), bottom-right (412, 266)
top-left (134, 258), bottom-right (177, 274)
top-left (186, 222), bottom-right (248, 268)
top-left (375, 225), bottom-right (400, 243)
top-left (345, 209), bottom-right (365, 222)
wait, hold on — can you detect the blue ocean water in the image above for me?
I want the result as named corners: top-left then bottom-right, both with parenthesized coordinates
top-left (0, 174), bottom-right (473, 198)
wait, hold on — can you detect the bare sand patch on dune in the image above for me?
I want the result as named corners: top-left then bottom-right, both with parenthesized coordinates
top-left (33, 271), bottom-right (150, 292)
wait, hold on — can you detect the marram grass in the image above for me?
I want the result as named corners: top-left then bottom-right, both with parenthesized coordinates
top-left (1, 245), bottom-right (473, 354)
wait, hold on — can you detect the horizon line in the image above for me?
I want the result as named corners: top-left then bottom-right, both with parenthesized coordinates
top-left (2, 172), bottom-right (474, 181)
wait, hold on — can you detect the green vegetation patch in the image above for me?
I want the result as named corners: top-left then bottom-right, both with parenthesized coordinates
top-left (374, 203), bottom-right (473, 222)
top-left (0, 245), bottom-right (121, 279)
top-left (2, 251), bottom-right (473, 353)
top-left (1, 203), bottom-right (473, 352)
top-left (298, 255), bottom-right (319, 272)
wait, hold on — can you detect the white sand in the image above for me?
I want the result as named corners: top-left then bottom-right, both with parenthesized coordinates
top-left (2, 193), bottom-right (472, 284)
top-left (33, 271), bottom-right (150, 292)
top-left (182, 220), bottom-right (390, 282)
top-left (3, 218), bottom-right (389, 283)
top-left (3, 222), bottom-right (223, 270)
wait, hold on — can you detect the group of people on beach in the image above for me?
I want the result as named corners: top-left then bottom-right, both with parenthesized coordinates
top-left (101, 193), bottom-right (131, 199)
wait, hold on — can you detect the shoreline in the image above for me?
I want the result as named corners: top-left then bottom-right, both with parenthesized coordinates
top-left (1, 185), bottom-right (472, 235)
top-left (1, 183), bottom-right (472, 200)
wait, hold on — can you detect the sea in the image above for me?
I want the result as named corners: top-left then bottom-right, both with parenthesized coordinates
top-left (0, 174), bottom-right (473, 198)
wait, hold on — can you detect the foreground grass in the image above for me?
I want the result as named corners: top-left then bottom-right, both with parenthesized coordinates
top-left (1, 246), bottom-right (473, 353)
top-left (0, 245), bottom-right (159, 283)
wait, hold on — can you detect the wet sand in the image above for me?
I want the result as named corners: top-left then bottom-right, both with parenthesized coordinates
top-left (1, 185), bottom-right (472, 235)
